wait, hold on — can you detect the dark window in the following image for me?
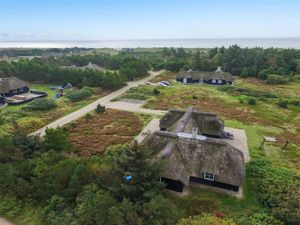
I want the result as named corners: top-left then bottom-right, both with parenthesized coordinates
top-left (161, 177), bottom-right (184, 193)
top-left (189, 176), bottom-right (239, 192)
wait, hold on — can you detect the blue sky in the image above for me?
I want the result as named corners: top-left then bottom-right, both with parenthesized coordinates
top-left (0, 0), bottom-right (300, 41)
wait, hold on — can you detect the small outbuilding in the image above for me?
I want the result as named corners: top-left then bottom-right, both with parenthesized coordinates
top-left (176, 67), bottom-right (234, 85)
top-left (147, 107), bottom-right (245, 194)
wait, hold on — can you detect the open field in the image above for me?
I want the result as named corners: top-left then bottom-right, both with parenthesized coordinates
top-left (121, 72), bottom-right (300, 170)
top-left (67, 109), bottom-right (151, 156)
top-left (0, 84), bottom-right (110, 136)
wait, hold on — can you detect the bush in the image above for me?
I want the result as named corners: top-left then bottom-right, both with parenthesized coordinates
top-left (95, 104), bottom-right (105, 114)
top-left (247, 158), bottom-right (300, 224)
top-left (84, 113), bottom-right (93, 120)
top-left (0, 196), bottom-right (22, 218)
top-left (192, 95), bottom-right (198, 100)
top-left (65, 87), bottom-right (95, 102)
top-left (18, 117), bottom-right (45, 132)
top-left (22, 98), bottom-right (56, 111)
top-left (44, 127), bottom-right (73, 152)
top-left (277, 100), bottom-right (288, 109)
top-left (258, 69), bottom-right (269, 80)
top-left (248, 98), bottom-right (256, 105)
top-left (266, 75), bottom-right (289, 85)
top-left (152, 88), bottom-right (160, 96)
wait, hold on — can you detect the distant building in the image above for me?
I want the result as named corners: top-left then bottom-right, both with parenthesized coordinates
top-left (61, 62), bottom-right (103, 71)
top-left (147, 107), bottom-right (245, 194)
top-left (0, 76), bottom-right (29, 97)
top-left (176, 67), bottom-right (234, 85)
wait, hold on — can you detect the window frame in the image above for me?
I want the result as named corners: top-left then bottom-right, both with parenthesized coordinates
top-left (204, 172), bottom-right (215, 181)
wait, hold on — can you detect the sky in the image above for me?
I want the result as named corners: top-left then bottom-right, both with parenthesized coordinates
top-left (0, 0), bottom-right (300, 41)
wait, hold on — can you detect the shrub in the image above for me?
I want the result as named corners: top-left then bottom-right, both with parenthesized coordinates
top-left (22, 98), bottom-right (56, 111)
top-left (266, 75), bottom-right (289, 85)
top-left (18, 117), bottom-right (45, 132)
top-left (247, 158), bottom-right (300, 224)
top-left (277, 100), bottom-right (288, 109)
top-left (65, 87), bottom-right (94, 102)
top-left (192, 95), bottom-right (198, 100)
top-left (44, 127), bottom-right (73, 152)
top-left (84, 113), bottom-right (93, 120)
top-left (258, 69), bottom-right (269, 80)
top-left (152, 88), bottom-right (160, 96)
top-left (248, 98), bottom-right (256, 105)
top-left (95, 104), bottom-right (105, 114)
top-left (0, 196), bottom-right (22, 218)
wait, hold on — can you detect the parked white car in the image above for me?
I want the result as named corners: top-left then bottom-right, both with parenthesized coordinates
top-left (160, 81), bottom-right (170, 86)
top-left (158, 82), bottom-right (168, 87)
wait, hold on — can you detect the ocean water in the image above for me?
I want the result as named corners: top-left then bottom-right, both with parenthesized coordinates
top-left (0, 38), bottom-right (300, 49)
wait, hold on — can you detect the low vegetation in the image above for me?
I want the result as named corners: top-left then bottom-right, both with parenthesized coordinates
top-left (0, 84), bottom-right (109, 135)
top-left (65, 87), bottom-right (95, 102)
top-left (22, 98), bottom-right (57, 111)
top-left (67, 109), bottom-right (150, 156)
top-left (1, 47), bottom-right (300, 224)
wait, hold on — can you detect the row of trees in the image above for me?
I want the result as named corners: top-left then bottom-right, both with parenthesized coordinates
top-left (0, 56), bottom-right (149, 90)
top-left (131, 46), bottom-right (300, 79)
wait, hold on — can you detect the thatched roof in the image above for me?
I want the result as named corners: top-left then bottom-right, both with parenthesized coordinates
top-left (159, 107), bottom-right (224, 138)
top-left (0, 76), bottom-right (28, 93)
top-left (148, 132), bottom-right (245, 186)
top-left (147, 107), bottom-right (245, 187)
top-left (177, 67), bottom-right (233, 82)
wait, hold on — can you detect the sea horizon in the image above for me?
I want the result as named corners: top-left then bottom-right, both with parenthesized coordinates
top-left (1, 38), bottom-right (300, 49)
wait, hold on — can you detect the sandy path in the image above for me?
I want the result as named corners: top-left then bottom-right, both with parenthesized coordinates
top-left (31, 71), bottom-right (164, 136)
top-left (0, 218), bottom-right (13, 225)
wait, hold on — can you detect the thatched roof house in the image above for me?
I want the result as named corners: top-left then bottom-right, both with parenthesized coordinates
top-left (177, 67), bottom-right (234, 85)
top-left (0, 76), bottom-right (29, 97)
top-left (147, 107), bottom-right (245, 194)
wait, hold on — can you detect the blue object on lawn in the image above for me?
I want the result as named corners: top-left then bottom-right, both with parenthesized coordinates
top-left (125, 175), bottom-right (133, 181)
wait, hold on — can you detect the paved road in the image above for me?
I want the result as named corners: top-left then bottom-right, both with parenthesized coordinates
top-left (0, 218), bottom-right (13, 225)
top-left (107, 101), bottom-right (166, 116)
top-left (31, 71), bottom-right (164, 136)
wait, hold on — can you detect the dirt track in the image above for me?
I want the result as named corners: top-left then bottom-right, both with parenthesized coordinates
top-left (31, 71), bottom-right (164, 136)
top-left (0, 218), bottom-right (13, 225)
